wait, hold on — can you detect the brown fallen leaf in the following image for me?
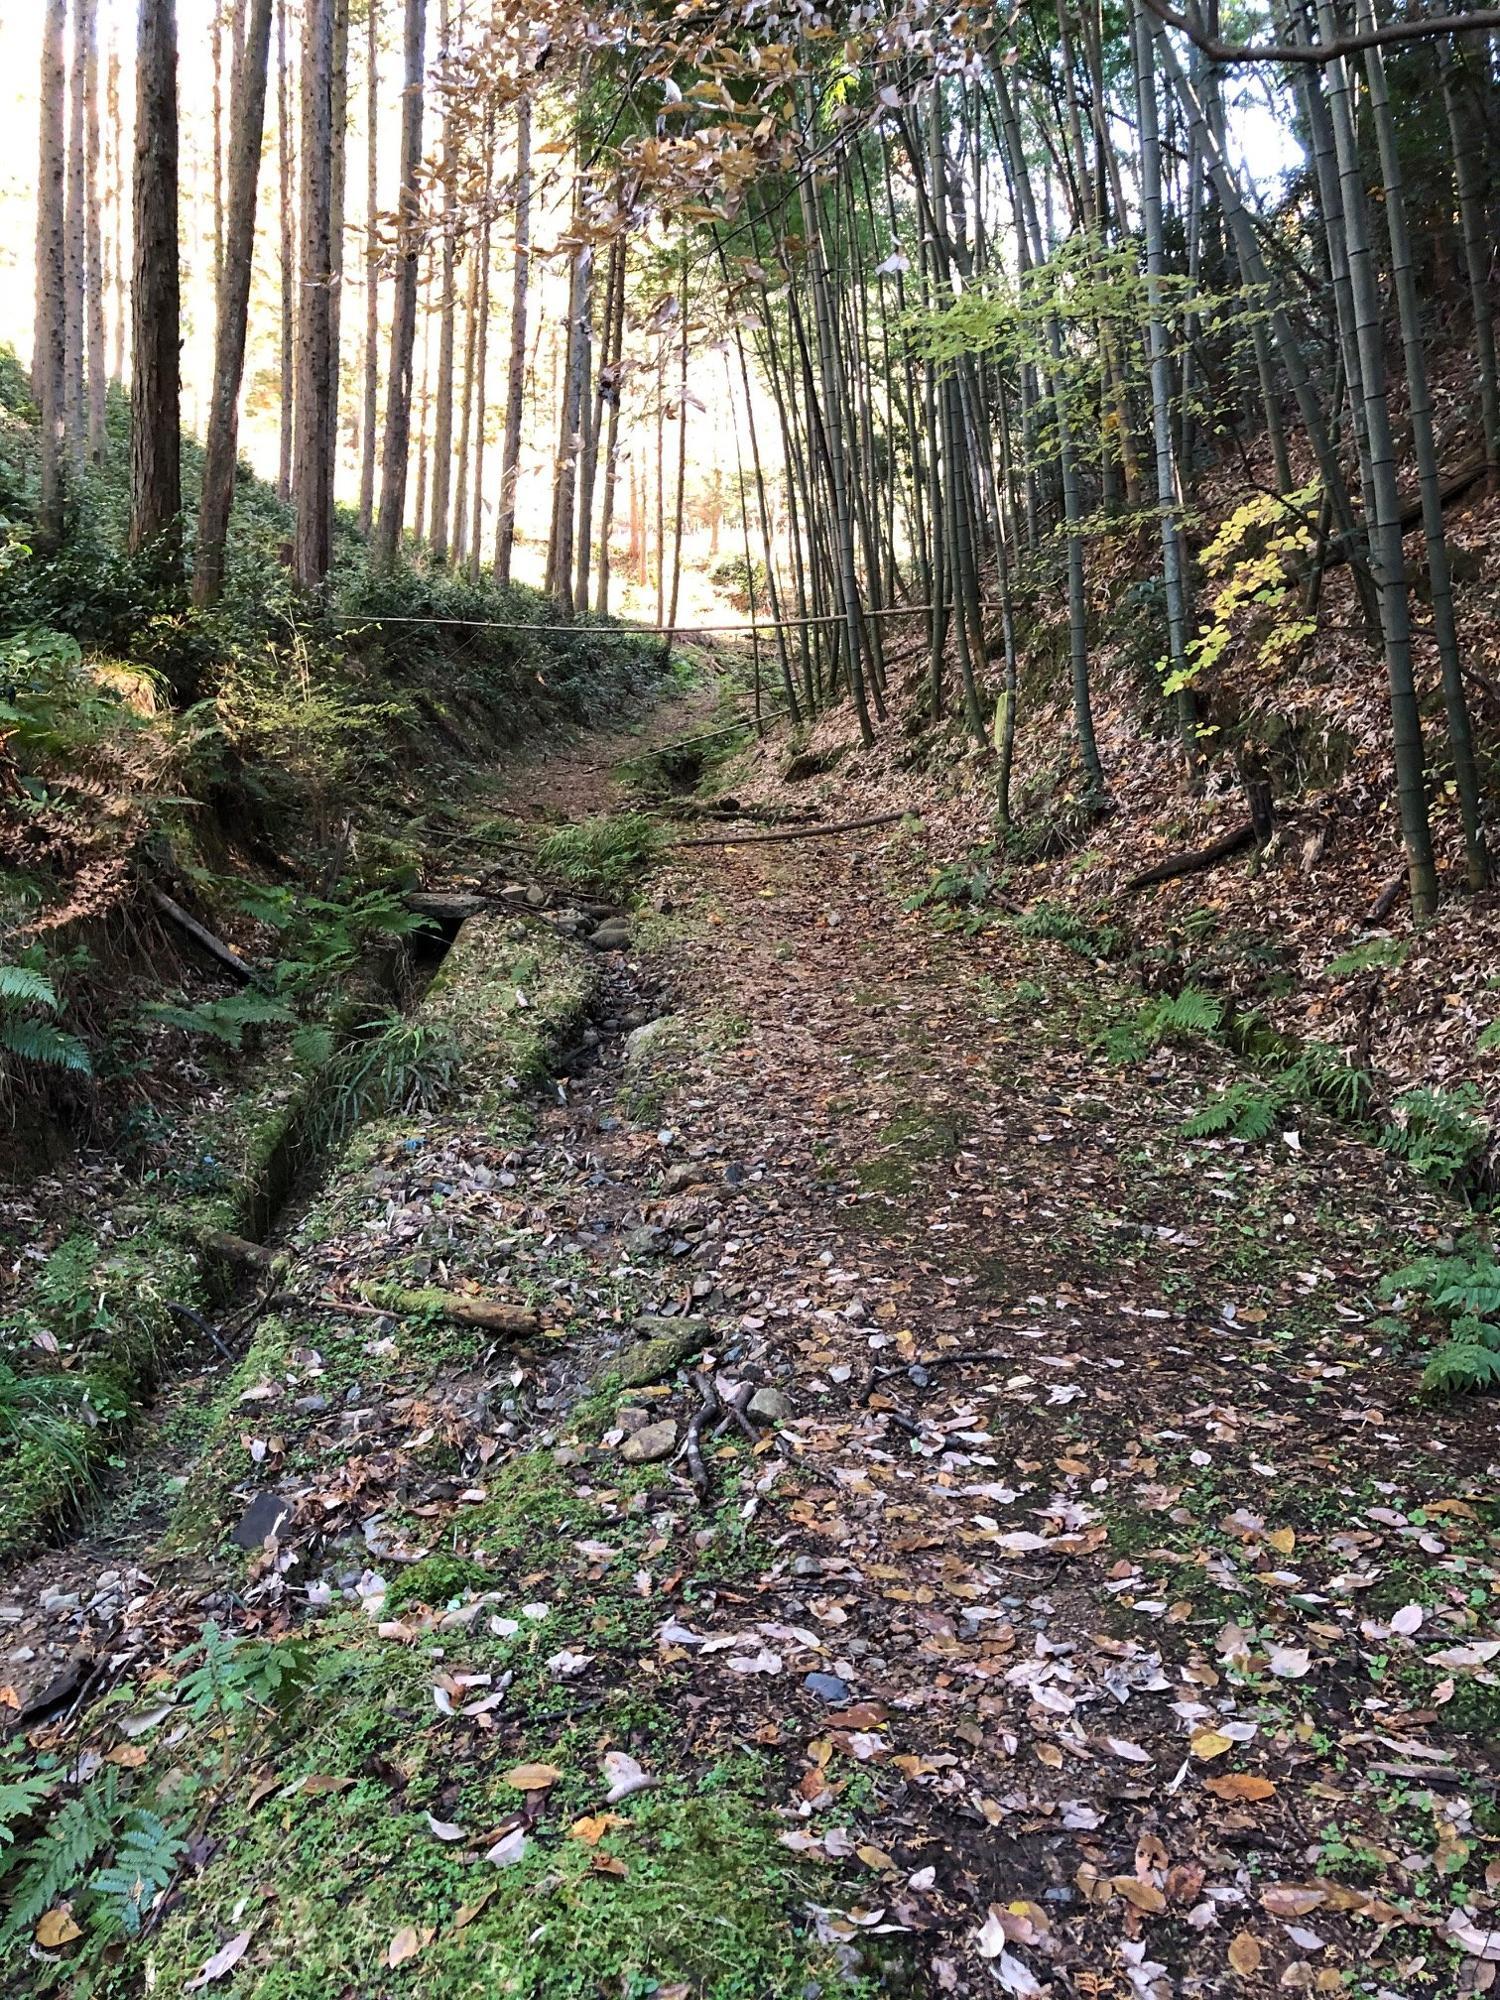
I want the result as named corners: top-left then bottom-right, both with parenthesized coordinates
top-left (1033, 1742), bottom-right (1063, 1769)
top-left (1228, 1931), bottom-right (1262, 1975)
top-left (590, 1851), bottom-right (628, 1876)
top-left (104, 1743), bottom-right (147, 1768)
top-left (1261, 1884), bottom-right (1325, 1917)
top-left (1111, 1876), bottom-right (1167, 1914)
top-left (1206, 1773), bottom-right (1276, 1802)
top-left (185, 1928), bottom-right (253, 1989)
top-left (452, 1890), bottom-right (494, 1932)
top-left (570, 1812), bottom-right (626, 1846)
top-left (387, 1925), bottom-right (424, 1968)
top-left (1190, 1729), bottom-right (1233, 1759)
top-left (299, 1774), bottom-right (354, 1796)
top-left (503, 1761), bottom-right (562, 1791)
top-left (35, 1907), bottom-right (83, 1949)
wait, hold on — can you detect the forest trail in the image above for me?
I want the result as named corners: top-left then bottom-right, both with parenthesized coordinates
top-left (7, 697), bottom-right (1500, 1998)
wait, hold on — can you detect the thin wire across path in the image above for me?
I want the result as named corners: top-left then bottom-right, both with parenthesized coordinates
top-left (330, 601), bottom-right (1005, 641)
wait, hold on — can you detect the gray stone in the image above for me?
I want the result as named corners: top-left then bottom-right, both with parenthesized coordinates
top-left (662, 1161), bottom-right (709, 1193)
top-left (231, 1491), bottom-right (293, 1550)
top-left (620, 1418), bottom-right (677, 1464)
top-left (748, 1387), bottom-right (792, 1426)
top-left (616, 1316), bottom-right (709, 1389)
top-left (589, 920), bottom-right (632, 952)
top-left (625, 1016), bottom-right (676, 1060)
top-left (803, 1671), bottom-right (852, 1704)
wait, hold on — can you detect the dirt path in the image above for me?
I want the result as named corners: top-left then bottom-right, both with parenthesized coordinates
top-left (7, 698), bottom-right (1500, 1998)
top-left (576, 809), bottom-right (1500, 1995)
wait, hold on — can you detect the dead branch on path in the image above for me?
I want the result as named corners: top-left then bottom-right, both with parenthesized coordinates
top-left (667, 809), bottom-right (914, 851)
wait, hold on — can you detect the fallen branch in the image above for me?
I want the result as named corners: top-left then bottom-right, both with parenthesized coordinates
top-left (355, 1282), bottom-right (542, 1336)
top-left (1122, 821), bottom-right (1258, 894)
top-left (1366, 870), bottom-right (1408, 923)
top-left (667, 809), bottom-right (914, 851)
top-left (165, 1300), bottom-right (238, 1364)
top-left (149, 888), bottom-right (260, 985)
top-left (680, 1370), bottom-right (721, 1503)
top-left (196, 1229), bottom-right (287, 1275)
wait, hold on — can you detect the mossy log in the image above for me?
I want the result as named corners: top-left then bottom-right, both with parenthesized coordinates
top-left (357, 1282), bottom-right (542, 1335)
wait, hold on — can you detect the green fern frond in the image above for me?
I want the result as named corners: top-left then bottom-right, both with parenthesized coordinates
top-left (0, 1017), bottom-right (92, 1072)
top-left (1421, 1341), bottom-right (1500, 1396)
top-left (0, 963), bottom-right (60, 1010)
top-left (1325, 937), bottom-right (1409, 979)
top-left (90, 1811), bottom-right (184, 1936)
top-left (1182, 1082), bottom-right (1283, 1142)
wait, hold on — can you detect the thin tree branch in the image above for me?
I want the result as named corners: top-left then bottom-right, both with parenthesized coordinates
top-left (1141, 0), bottom-right (1500, 64)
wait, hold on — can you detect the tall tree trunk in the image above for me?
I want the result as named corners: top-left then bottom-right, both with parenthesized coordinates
top-left (1440, 44), bottom-right (1500, 482)
top-left (83, 0), bottom-right (108, 462)
top-left (64, 0), bottom-right (89, 470)
top-left (1315, 0), bottom-right (1438, 918)
top-left (1132, 0), bottom-right (1196, 763)
top-left (494, 92), bottom-right (530, 587)
top-left (327, 0), bottom-right (350, 549)
top-left (428, 0), bottom-right (455, 564)
top-left (33, 0), bottom-right (67, 550)
top-left (595, 232), bottom-right (626, 616)
top-left (664, 263), bottom-right (688, 635)
top-left (276, 0), bottom-right (295, 503)
top-left (194, 0), bottom-right (273, 607)
top-left (358, 0), bottom-right (379, 536)
top-left (128, 0), bottom-right (183, 572)
top-left (108, 44), bottom-right (126, 388)
top-left (468, 147), bottom-right (493, 582)
top-left (1362, 0), bottom-right (1486, 892)
top-left (452, 241), bottom-right (480, 564)
top-left (294, 0), bottom-right (336, 589)
top-left (372, 0), bottom-right (427, 571)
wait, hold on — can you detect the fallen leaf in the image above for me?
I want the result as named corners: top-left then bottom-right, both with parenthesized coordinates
top-left (185, 1929), bottom-right (253, 1989)
top-left (602, 1751), bottom-right (657, 1804)
top-left (1206, 1774), bottom-right (1276, 1802)
top-left (1190, 1729), bottom-right (1233, 1760)
top-left (486, 1828), bottom-right (529, 1867)
top-left (570, 1813), bottom-right (626, 1846)
top-left (590, 1851), bottom-right (628, 1877)
top-left (1112, 1877), bottom-right (1167, 1914)
top-left (1390, 1603), bottom-right (1425, 1637)
top-left (1228, 1931), bottom-right (1262, 1975)
top-left (35, 1907), bottom-right (83, 1949)
top-left (503, 1762), bottom-right (562, 1791)
top-left (386, 1926), bottom-right (422, 1969)
top-left (425, 1813), bottom-right (465, 1842)
top-left (1266, 1645), bottom-right (1311, 1680)
top-left (1261, 1885), bottom-right (1325, 1918)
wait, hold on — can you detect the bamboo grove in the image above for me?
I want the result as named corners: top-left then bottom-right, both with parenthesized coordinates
top-left (23, 0), bottom-right (1500, 920)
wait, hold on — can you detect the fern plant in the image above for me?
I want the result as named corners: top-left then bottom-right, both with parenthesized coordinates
top-left (140, 988), bottom-right (296, 1049)
top-left (1102, 985), bottom-right (1224, 1064)
top-left (1380, 1242), bottom-right (1500, 1395)
top-left (1181, 1081), bottom-right (1285, 1142)
top-left (1381, 1085), bottom-right (1489, 1188)
top-left (1324, 937), bottom-right (1409, 980)
top-left (0, 961), bottom-right (91, 1075)
top-left (168, 1620), bottom-right (310, 1721)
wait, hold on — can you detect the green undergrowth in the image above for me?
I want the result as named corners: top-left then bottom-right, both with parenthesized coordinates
top-left (0, 916), bottom-right (864, 1999)
top-left (0, 994), bottom-right (373, 1560)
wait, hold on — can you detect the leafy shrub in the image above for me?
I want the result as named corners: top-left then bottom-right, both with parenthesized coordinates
top-left (1381, 1242), bottom-right (1500, 1394)
top-left (1381, 1085), bottom-right (1489, 1188)
top-left (907, 845), bottom-right (1002, 913)
top-left (535, 813), bottom-right (662, 896)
